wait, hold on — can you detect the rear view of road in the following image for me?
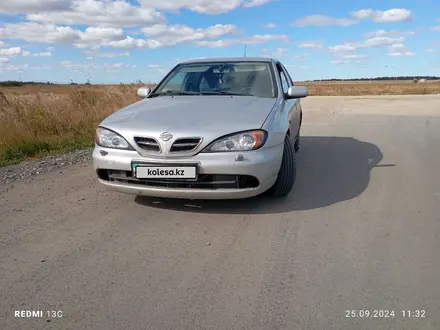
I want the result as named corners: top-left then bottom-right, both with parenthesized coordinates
top-left (1, 95), bottom-right (439, 330)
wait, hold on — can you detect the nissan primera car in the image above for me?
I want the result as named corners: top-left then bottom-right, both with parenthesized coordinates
top-left (93, 57), bottom-right (308, 199)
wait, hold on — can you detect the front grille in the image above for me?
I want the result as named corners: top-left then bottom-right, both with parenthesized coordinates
top-left (102, 170), bottom-right (259, 189)
top-left (134, 137), bottom-right (160, 152)
top-left (170, 138), bottom-right (201, 152)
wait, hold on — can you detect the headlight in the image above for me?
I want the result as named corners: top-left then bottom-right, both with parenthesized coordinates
top-left (202, 130), bottom-right (267, 152)
top-left (95, 127), bottom-right (134, 150)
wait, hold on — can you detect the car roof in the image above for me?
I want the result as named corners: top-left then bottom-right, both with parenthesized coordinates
top-left (179, 57), bottom-right (277, 64)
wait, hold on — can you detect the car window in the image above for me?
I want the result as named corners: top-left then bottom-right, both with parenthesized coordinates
top-left (279, 70), bottom-right (289, 94)
top-left (153, 62), bottom-right (276, 98)
top-left (282, 65), bottom-right (294, 86)
top-left (161, 71), bottom-right (186, 92)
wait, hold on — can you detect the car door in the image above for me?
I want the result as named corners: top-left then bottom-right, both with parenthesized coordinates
top-left (282, 64), bottom-right (302, 139)
top-left (276, 62), bottom-right (300, 144)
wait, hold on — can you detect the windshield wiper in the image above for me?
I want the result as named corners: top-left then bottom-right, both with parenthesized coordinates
top-left (149, 91), bottom-right (202, 98)
top-left (199, 91), bottom-right (255, 96)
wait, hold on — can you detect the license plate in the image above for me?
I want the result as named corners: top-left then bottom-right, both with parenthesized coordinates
top-left (134, 165), bottom-right (197, 179)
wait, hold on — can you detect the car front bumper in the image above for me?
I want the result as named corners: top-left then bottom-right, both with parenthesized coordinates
top-left (92, 144), bottom-right (284, 199)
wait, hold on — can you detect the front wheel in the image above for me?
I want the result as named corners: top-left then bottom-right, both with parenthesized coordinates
top-left (266, 136), bottom-right (296, 197)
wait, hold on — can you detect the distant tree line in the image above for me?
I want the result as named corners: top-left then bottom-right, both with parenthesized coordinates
top-left (311, 76), bottom-right (440, 82)
top-left (0, 80), bottom-right (55, 87)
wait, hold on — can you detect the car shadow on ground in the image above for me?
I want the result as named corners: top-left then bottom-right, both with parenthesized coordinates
top-left (135, 136), bottom-right (389, 214)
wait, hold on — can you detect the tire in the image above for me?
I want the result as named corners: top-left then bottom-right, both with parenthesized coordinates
top-left (267, 136), bottom-right (296, 197)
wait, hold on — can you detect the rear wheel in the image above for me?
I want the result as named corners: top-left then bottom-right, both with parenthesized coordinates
top-left (266, 136), bottom-right (296, 197)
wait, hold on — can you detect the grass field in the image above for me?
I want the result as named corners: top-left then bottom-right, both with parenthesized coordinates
top-left (1, 81), bottom-right (440, 166)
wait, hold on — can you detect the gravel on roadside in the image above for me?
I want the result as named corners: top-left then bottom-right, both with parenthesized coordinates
top-left (0, 148), bottom-right (93, 185)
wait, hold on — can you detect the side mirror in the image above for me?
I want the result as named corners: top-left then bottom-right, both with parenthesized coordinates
top-left (137, 87), bottom-right (151, 98)
top-left (287, 86), bottom-right (308, 99)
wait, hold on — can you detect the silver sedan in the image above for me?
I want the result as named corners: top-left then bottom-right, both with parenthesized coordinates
top-left (93, 57), bottom-right (308, 199)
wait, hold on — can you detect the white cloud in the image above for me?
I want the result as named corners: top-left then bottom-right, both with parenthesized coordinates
top-left (330, 59), bottom-right (350, 65)
top-left (328, 36), bottom-right (405, 53)
top-left (61, 60), bottom-right (76, 68)
top-left (195, 34), bottom-right (289, 48)
top-left (22, 51), bottom-right (52, 57)
top-left (329, 52), bottom-right (368, 65)
top-left (365, 29), bottom-right (389, 38)
top-left (60, 60), bottom-right (135, 72)
top-left (139, 0), bottom-right (242, 14)
top-left (142, 24), bottom-right (237, 46)
top-left (340, 54), bottom-right (368, 59)
top-left (425, 49), bottom-right (438, 54)
top-left (108, 63), bottom-right (123, 69)
top-left (26, 0), bottom-right (166, 27)
top-left (73, 26), bottom-right (126, 48)
top-left (432, 26), bottom-right (440, 31)
top-left (79, 27), bottom-right (125, 42)
top-left (89, 23), bottom-right (238, 49)
top-left (0, 41), bottom-right (4, 47)
top-left (293, 8), bottom-right (412, 27)
top-left (240, 34), bottom-right (289, 44)
top-left (0, 22), bottom-right (128, 50)
top-left (0, 57), bottom-right (10, 66)
top-left (351, 8), bottom-right (412, 23)
top-left (364, 29), bottom-right (415, 38)
top-left (329, 51), bottom-right (368, 65)
top-left (264, 23), bottom-right (276, 29)
top-left (262, 47), bottom-right (287, 58)
top-left (1, 18), bottom-right (252, 52)
top-left (328, 44), bottom-right (357, 52)
top-left (103, 37), bottom-right (162, 49)
top-left (298, 41), bottom-right (322, 49)
top-left (362, 36), bottom-right (404, 47)
top-left (193, 40), bottom-right (230, 48)
top-left (0, 22), bottom-right (80, 43)
top-left (82, 50), bottom-right (130, 58)
top-left (143, 0), bottom-right (276, 14)
top-left (389, 44), bottom-right (405, 51)
top-left (243, 0), bottom-right (275, 8)
top-left (0, 60), bottom-right (29, 71)
top-left (387, 44), bottom-right (414, 57)
top-left (292, 15), bottom-right (358, 27)
top-left (0, 47), bottom-right (22, 56)
top-left (272, 48), bottom-right (287, 57)
top-left (46, 46), bottom-right (55, 51)
top-left (388, 51), bottom-right (415, 57)
top-left (0, 0), bottom-right (71, 14)
top-left (103, 62), bottom-right (135, 70)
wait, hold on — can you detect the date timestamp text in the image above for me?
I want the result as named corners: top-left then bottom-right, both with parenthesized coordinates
top-left (345, 309), bottom-right (426, 318)
top-left (346, 310), bottom-right (395, 318)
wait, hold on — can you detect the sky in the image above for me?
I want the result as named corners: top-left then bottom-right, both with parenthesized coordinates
top-left (1, 0), bottom-right (440, 83)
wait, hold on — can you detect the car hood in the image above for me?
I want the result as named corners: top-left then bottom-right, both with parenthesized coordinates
top-left (101, 95), bottom-right (276, 136)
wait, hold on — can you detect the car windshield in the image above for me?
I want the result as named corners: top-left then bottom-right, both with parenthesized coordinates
top-left (151, 62), bottom-right (276, 98)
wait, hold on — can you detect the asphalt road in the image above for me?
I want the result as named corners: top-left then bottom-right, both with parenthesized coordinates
top-left (1, 95), bottom-right (440, 330)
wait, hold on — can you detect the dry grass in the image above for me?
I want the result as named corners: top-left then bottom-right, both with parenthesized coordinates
top-left (299, 80), bottom-right (440, 96)
top-left (0, 85), bottom-right (144, 166)
top-left (1, 81), bottom-right (439, 166)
